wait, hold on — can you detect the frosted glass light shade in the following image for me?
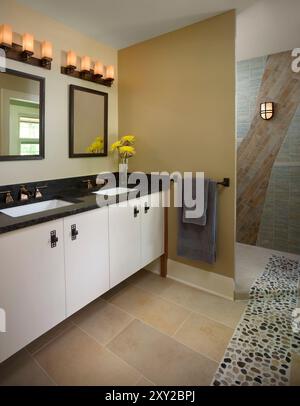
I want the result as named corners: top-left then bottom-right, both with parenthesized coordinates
top-left (94, 61), bottom-right (104, 76)
top-left (106, 65), bottom-right (114, 79)
top-left (0, 24), bottom-right (12, 47)
top-left (260, 102), bottom-right (274, 120)
top-left (41, 41), bottom-right (53, 59)
top-left (22, 33), bottom-right (34, 53)
top-left (81, 56), bottom-right (91, 72)
top-left (67, 50), bottom-right (77, 68)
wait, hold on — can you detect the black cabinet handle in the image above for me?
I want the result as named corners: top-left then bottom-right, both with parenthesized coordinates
top-left (134, 207), bottom-right (140, 218)
top-left (50, 230), bottom-right (58, 248)
top-left (145, 204), bottom-right (150, 214)
top-left (71, 224), bottom-right (79, 240)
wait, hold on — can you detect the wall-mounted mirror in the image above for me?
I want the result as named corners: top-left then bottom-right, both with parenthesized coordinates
top-left (0, 69), bottom-right (45, 161)
top-left (69, 85), bottom-right (108, 158)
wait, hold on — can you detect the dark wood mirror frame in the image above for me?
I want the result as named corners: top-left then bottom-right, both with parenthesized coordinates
top-left (0, 68), bottom-right (45, 161)
top-left (69, 85), bottom-right (108, 158)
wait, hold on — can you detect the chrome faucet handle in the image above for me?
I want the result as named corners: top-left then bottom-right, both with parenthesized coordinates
top-left (34, 185), bottom-right (47, 199)
top-left (19, 185), bottom-right (32, 201)
top-left (0, 191), bottom-right (14, 204)
top-left (82, 179), bottom-right (93, 190)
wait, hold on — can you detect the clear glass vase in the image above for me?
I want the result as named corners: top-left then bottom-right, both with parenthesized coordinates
top-left (119, 159), bottom-right (128, 187)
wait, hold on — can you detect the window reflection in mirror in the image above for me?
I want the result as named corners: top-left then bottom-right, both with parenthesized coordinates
top-left (0, 69), bottom-right (45, 161)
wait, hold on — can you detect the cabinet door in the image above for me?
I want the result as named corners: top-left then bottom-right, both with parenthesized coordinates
top-left (140, 192), bottom-right (164, 268)
top-left (0, 220), bottom-right (65, 362)
top-left (109, 198), bottom-right (141, 288)
top-left (64, 207), bottom-right (109, 316)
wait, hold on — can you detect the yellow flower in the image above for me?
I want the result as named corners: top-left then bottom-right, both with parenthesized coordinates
top-left (121, 135), bottom-right (135, 144)
top-left (110, 140), bottom-right (122, 151)
top-left (119, 145), bottom-right (136, 159)
top-left (86, 136), bottom-right (104, 153)
top-left (110, 135), bottom-right (136, 160)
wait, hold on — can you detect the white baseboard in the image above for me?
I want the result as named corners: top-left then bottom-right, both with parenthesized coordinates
top-left (145, 258), bottom-right (235, 300)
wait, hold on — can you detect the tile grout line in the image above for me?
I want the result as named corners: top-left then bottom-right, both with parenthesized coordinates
top-left (109, 279), bottom-right (245, 330)
top-left (123, 285), bottom-right (235, 366)
top-left (170, 311), bottom-right (192, 338)
top-left (83, 298), bottom-right (221, 367)
top-left (27, 322), bottom-right (74, 356)
top-left (86, 296), bottom-right (219, 380)
top-left (25, 348), bottom-right (58, 386)
top-left (73, 321), bottom-right (145, 384)
top-left (134, 374), bottom-right (156, 386)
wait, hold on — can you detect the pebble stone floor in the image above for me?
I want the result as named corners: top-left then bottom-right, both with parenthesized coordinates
top-left (212, 255), bottom-right (300, 386)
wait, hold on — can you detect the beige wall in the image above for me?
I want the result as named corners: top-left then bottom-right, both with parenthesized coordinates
top-left (0, 0), bottom-right (117, 185)
top-left (119, 11), bottom-right (236, 279)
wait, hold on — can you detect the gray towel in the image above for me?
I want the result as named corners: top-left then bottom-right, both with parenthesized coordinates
top-left (177, 181), bottom-right (217, 264)
top-left (182, 178), bottom-right (210, 226)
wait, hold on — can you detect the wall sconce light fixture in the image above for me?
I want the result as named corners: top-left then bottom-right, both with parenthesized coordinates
top-left (41, 40), bottom-right (53, 69)
top-left (66, 50), bottom-right (77, 74)
top-left (61, 52), bottom-right (114, 87)
top-left (94, 61), bottom-right (104, 78)
top-left (0, 23), bottom-right (53, 70)
top-left (260, 102), bottom-right (274, 120)
top-left (0, 24), bottom-right (13, 50)
top-left (105, 65), bottom-right (115, 86)
top-left (22, 33), bottom-right (34, 61)
top-left (80, 55), bottom-right (91, 78)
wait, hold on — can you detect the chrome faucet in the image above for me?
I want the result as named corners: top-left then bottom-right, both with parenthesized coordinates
top-left (0, 191), bottom-right (14, 204)
top-left (82, 179), bottom-right (94, 190)
top-left (34, 185), bottom-right (48, 199)
top-left (19, 185), bottom-right (32, 201)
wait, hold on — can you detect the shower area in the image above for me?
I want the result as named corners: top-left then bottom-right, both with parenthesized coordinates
top-left (235, 50), bottom-right (300, 297)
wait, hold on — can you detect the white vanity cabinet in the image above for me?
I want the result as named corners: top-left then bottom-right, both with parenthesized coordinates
top-left (0, 220), bottom-right (66, 362)
top-left (140, 192), bottom-right (164, 269)
top-left (0, 191), bottom-right (165, 362)
top-left (109, 192), bottom-right (164, 287)
top-left (109, 197), bottom-right (142, 288)
top-left (64, 207), bottom-right (109, 316)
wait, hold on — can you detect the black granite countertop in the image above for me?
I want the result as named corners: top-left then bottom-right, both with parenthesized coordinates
top-left (0, 174), bottom-right (168, 235)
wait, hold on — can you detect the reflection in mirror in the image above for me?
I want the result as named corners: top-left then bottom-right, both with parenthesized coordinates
top-left (0, 69), bottom-right (45, 161)
top-left (69, 85), bottom-right (108, 158)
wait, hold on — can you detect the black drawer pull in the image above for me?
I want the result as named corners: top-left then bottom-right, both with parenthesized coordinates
top-left (134, 207), bottom-right (140, 217)
top-left (50, 230), bottom-right (58, 248)
top-left (71, 224), bottom-right (79, 240)
top-left (145, 204), bottom-right (150, 214)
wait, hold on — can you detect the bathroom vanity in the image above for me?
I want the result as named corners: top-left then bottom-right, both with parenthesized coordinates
top-left (0, 176), bottom-right (166, 362)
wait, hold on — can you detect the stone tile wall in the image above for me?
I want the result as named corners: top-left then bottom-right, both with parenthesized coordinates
top-left (237, 56), bottom-right (300, 255)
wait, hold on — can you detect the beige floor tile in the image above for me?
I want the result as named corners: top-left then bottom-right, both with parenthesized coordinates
top-left (34, 325), bottom-right (140, 386)
top-left (108, 319), bottom-right (217, 386)
top-left (71, 298), bottom-right (133, 345)
top-left (162, 281), bottom-right (246, 328)
top-left (109, 285), bottom-right (190, 336)
top-left (290, 353), bottom-right (300, 386)
top-left (130, 269), bottom-right (174, 296)
top-left (27, 319), bottom-right (72, 355)
top-left (0, 350), bottom-right (54, 386)
top-left (174, 313), bottom-right (233, 362)
top-left (135, 376), bottom-right (155, 386)
top-left (101, 278), bottom-right (132, 301)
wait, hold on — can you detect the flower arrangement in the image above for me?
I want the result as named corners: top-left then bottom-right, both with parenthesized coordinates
top-left (111, 135), bottom-right (136, 163)
top-left (86, 136), bottom-right (104, 153)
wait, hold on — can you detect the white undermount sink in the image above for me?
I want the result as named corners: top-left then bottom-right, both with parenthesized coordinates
top-left (0, 199), bottom-right (73, 218)
top-left (93, 187), bottom-right (137, 196)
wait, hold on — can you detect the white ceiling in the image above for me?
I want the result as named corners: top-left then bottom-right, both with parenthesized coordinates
top-left (17, 0), bottom-right (258, 49)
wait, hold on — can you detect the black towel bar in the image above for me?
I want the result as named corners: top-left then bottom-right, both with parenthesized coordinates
top-left (217, 178), bottom-right (230, 187)
top-left (170, 177), bottom-right (230, 188)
